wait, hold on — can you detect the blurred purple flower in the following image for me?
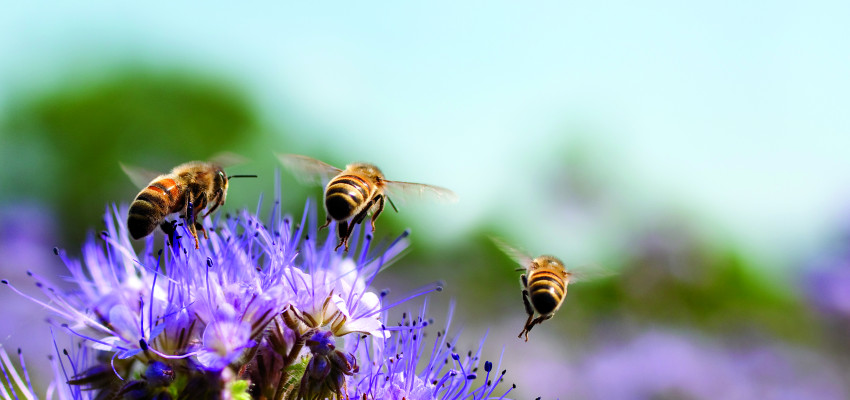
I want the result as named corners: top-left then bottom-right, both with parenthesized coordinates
top-left (0, 203), bottom-right (61, 385)
top-left (572, 330), bottom-right (845, 400)
top-left (803, 252), bottom-right (850, 318)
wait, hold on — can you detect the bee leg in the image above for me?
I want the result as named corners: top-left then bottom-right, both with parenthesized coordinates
top-left (522, 314), bottom-right (552, 341)
top-left (351, 202), bottom-right (370, 227)
top-left (201, 188), bottom-right (224, 218)
top-left (181, 195), bottom-right (200, 249)
top-left (519, 326), bottom-right (530, 342)
top-left (519, 288), bottom-right (535, 341)
top-left (521, 288), bottom-right (534, 316)
top-left (194, 222), bottom-right (208, 240)
top-left (192, 192), bottom-right (208, 222)
top-left (189, 192), bottom-right (210, 249)
top-left (186, 217), bottom-right (200, 249)
top-left (369, 195), bottom-right (385, 232)
top-left (184, 194), bottom-right (207, 250)
top-left (335, 221), bottom-right (349, 251)
top-left (319, 216), bottom-right (332, 231)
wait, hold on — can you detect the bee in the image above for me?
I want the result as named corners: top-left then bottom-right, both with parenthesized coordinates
top-left (123, 160), bottom-right (256, 249)
top-left (492, 238), bottom-right (608, 341)
top-left (278, 154), bottom-right (457, 251)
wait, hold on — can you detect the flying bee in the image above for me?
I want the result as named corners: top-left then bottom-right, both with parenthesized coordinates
top-left (123, 160), bottom-right (256, 249)
top-left (278, 154), bottom-right (457, 251)
top-left (491, 238), bottom-right (609, 342)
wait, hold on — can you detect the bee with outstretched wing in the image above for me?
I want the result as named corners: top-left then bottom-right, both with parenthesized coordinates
top-left (491, 237), bottom-right (611, 341)
top-left (278, 154), bottom-right (456, 251)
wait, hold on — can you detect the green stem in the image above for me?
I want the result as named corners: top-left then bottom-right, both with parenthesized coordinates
top-left (273, 331), bottom-right (311, 400)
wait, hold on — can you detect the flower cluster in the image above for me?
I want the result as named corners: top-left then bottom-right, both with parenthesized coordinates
top-left (2, 198), bottom-right (514, 400)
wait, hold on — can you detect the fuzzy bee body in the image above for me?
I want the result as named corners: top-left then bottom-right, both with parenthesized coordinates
top-left (319, 163), bottom-right (391, 251)
top-left (519, 255), bottom-right (569, 341)
top-left (491, 238), bottom-right (592, 342)
top-left (126, 161), bottom-right (230, 249)
top-left (278, 154), bottom-right (456, 252)
top-left (324, 170), bottom-right (380, 222)
top-left (127, 176), bottom-right (183, 239)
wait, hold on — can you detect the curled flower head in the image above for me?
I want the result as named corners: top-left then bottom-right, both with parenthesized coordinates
top-left (297, 330), bottom-right (359, 400)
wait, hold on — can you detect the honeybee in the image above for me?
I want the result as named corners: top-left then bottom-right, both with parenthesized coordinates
top-left (278, 154), bottom-right (457, 251)
top-left (491, 238), bottom-right (608, 341)
top-left (123, 161), bottom-right (256, 249)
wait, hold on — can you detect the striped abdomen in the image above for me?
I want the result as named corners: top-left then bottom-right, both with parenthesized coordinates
top-left (127, 178), bottom-right (182, 239)
top-left (527, 270), bottom-right (566, 316)
top-left (324, 174), bottom-right (373, 221)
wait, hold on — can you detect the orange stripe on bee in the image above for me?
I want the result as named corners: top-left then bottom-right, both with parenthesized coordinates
top-left (157, 178), bottom-right (180, 199)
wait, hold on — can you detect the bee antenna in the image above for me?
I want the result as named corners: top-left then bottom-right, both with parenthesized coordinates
top-left (514, 268), bottom-right (525, 272)
top-left (227, 174), bottom-right (258, 179)
top-left (387, 196), bottom-right (399, 213)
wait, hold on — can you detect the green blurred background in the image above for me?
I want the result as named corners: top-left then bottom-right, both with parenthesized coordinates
top-left (2, 2), bottom-right (850, 398)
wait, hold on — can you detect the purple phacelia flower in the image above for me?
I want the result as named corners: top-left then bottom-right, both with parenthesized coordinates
top-left (350, 303), bottom-right (516, 400)
top-left (196, 318), bottom-right (256, 371)
top-left (1, 197), bottom-right (426, 399)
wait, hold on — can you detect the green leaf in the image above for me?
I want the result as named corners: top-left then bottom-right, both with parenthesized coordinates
top-left (281, 357), bottom-right (309, 400)
top-left (229, 379), bottom-right (252, 400)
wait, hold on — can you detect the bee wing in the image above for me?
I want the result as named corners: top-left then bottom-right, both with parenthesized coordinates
top-left (120, 163), bottom-right (163, 188)
top-left (277, 153), bottom-right (343, 185)
top-left (566, 266), bottom-right (616, 283)
top-left (209, 152), bottom-right (249, 168)
top-left (490, 237), bottom-right (534, 270)
top-left (382, 180), bottom-right (458, 205)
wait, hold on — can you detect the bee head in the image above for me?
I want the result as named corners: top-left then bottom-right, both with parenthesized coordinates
top-left (214, 167), bottom-right (229, 201)
top-left (348, 163), bottom-right (386, 184)
top-left (532, 255), bottom-right (567, 274)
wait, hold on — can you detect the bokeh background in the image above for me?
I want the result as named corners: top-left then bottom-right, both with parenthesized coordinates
top-left (2, 2), bottom-right (850, 398)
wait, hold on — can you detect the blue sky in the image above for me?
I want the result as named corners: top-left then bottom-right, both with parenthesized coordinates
top-left (2, 1), bottom-right (849, 270)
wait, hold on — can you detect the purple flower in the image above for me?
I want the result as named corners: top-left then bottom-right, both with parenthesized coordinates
top-left (803, 253), bottom-right (850, 318)
top-left (349, 303), bottom-right (516, 400)
top-left (2, 196), bottom-right (501, 400)
top-left (0, 345), bottom-right (39, 399)
top-left (5, 203), bottom-right (294, 370)
top-left (197, 318), bottom-right (256, 371)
